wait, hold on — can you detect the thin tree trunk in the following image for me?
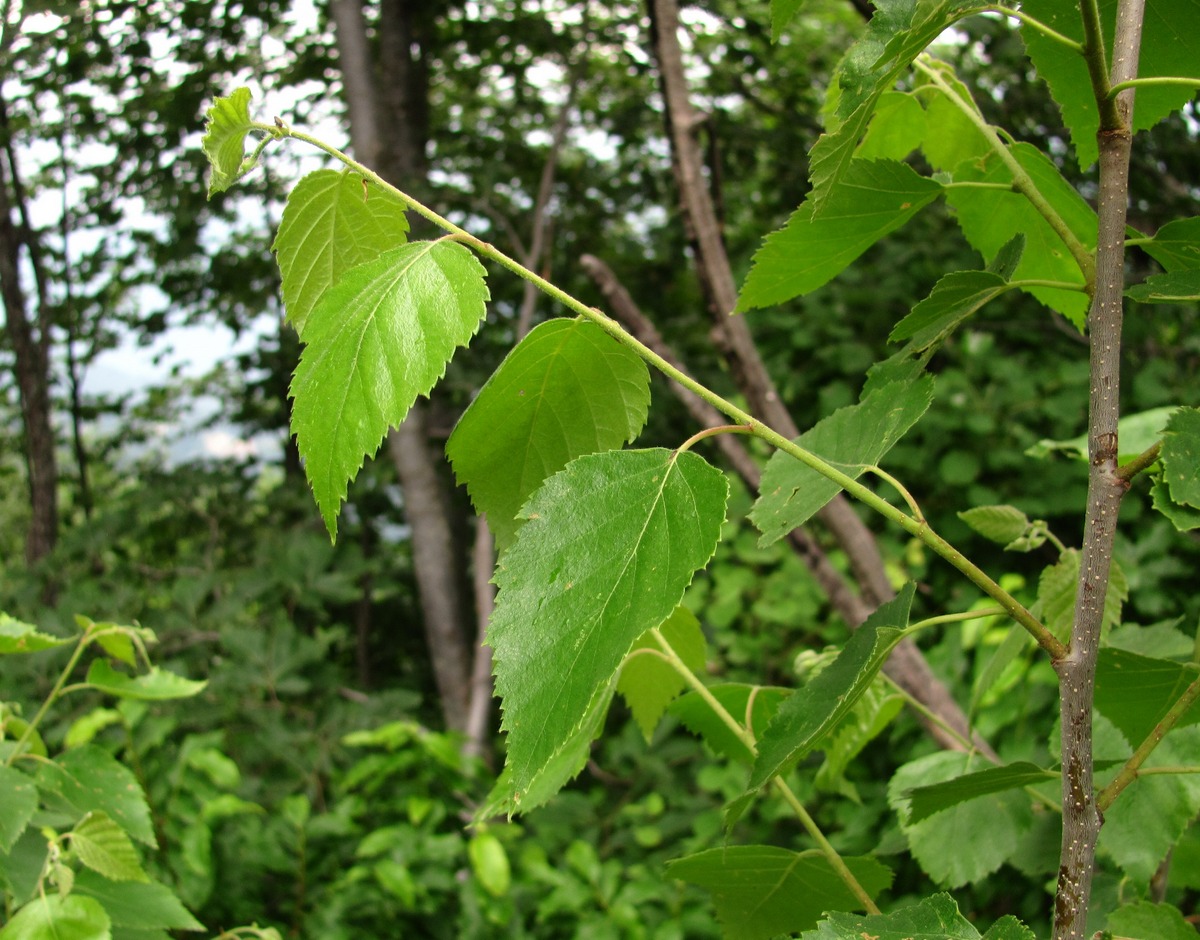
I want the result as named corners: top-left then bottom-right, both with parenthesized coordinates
top-left (0, 93), bottom-right (57, 565)
top-left (646, 0), bottom-right (979, 747)
top-left (1052, 0), bottom-right (1144, 933)
top-left (332, 0), bottom-right (474, 733)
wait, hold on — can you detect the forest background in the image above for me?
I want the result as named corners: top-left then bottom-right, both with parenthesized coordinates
top-left (1, 0), bottom-right (1198, 937)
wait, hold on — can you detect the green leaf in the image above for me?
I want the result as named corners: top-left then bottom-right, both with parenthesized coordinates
top-left (769, 0), bottom-right (807, 40)
top-left (1035, 549), bottom-right (1127, 641)
top-left (855, 91), bottom-right (927, 161)
top-left (83, 661), bottom-right (206, 701)
top-left (666, 847), bottom-right (892, 939)
top-left (1152, 477), bottom-right (1200, 531)
top-left (1028, 405), bottom-right (1178, 462)
top-left (290, 240), bottom-right (489, 539)
top-left (72, 812), bottom-right (149, 882)
top-left (669, 684), bottom-right (791, 765)
top-left (944, 142), bottom-right (1095, 325)
top-left (1094, 648), bottom-right (1200, 745)
top-left (1138, 216), bottom-right (1200, 271)
top-left (747, 584), bottom-right (914, 792)
top-left (814, 683), bottom-right (905, 801)
top-left (0, 766), bottom-right (37, 852)
top-left (809, 0), bottom-right (989, 212)
top-left (737, 159), bottom-right (942, 309)
top-left (37, 746), bottom-right (156, 846)
top-left (274, 168), bottom-right (410, 336)
top-left (488, 448), bottom-right (728, 807)
top-left (751, 378), bottom-right (934, 546)
top-left (906, 762), bottom-right (1057, 824)
top-left (65, 709), bottom-right (124, 749)
top-left (617, 607), bottom-right (707, 743)
top-left (447, 317), bottom-right (651, 550)
top-left (73, 870), bottom-right (203, 932)
top-left (468, 831), bottom-right (511, 898)
top-left (1100, 726), bottom-right (1200, 882)
top-left (0, 829), bottom-right (49, 906)
top-left (799, 893), bottom-right (1035, 939)
top-left (1106, 900), bottom-right (1199, 940)
top-left (0, 612), bottom-right (70, 653)
top-left (1021, 0), bottom-right (1200, 170)
top-left (957, 505), bottom-right (1030, 546)
top-left (1127, 270), bottom-right (1200, 303)
top-left (915, 59), bottom-right (992, 173)
top-left (0, 894), bottom-right (111, 940)
top-left (1161, 407), bottom-right (1200, 507)
top-left (890, 271), bottom-right (1011, 350)
top-left (889, 752), bottom-right (1033, 888)
top-left (201, 87), bottom-right (257, 197)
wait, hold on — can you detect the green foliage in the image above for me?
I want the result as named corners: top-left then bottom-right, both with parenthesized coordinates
top-left (798, 893), bottom-right (1036, 939)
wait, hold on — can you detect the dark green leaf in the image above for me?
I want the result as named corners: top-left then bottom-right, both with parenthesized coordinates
top-left (1152, 478), bottom-right (1200, 531)
top-left (0, 766), bottom-right (36, 852)
top-left (1161, 407), bottom-right (1200, 507)
top-left (0, 612), bottom-right (70, 654)
top-left (738, 160), bottom-right (942, 310)
top-left (747, 584), bottom-right (914, 791)
top-left (751, 378), bottom-right (934, 546)
top-left (906, 762), bottom-right (1057, 824)
top-left (74, 870), bottom-right (203, 932)
top-left (799, 893), bottom-right (1035, 939)
top-left (617, 607), bottom-right (707, 743)
top-left (274, 169), bottom-right (411, 335)
top-left (669, 684), bottom-right (791, 765)
top-left (889, 752), bottom-right (1033, 887)
top-left (489, 448), bottom-right (728, 808)
top-left (1127, 270), bottom-right (1200, 303)
top-left (447, 317), bottom-right (651, 550)
top-left (815, 683), bottom-right (905, 800)
top-left (201, 87), bottom-right (256, 196)
top-left (37, 746), bottom-right (156, 846)
top-left (889, 271), bottom-right (1010, 349)
top-left (1106, 900), bottom-right (1198, 940)
top-left (290, 240), bottom-right (489, 539)
top-left (1094, 648), bottom-right (1200, 745)
top-left (1138, 216), bottom-right (1200, 271)
top-left (667, 847), bottom-right (892, 939)
top-left (0, 895), bottom-right (111, 940)
top-left (83, 661), bottom-right (206, 701)
top-left (769, 0), bottom-right (807, 40)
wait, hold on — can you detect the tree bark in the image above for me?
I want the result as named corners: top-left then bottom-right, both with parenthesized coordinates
top-left (332, 0), bottom-right (474, 733)
top-left (646, 0), bottom-right (980, 749)
top-left (0, 93), bottom-right (57, 565)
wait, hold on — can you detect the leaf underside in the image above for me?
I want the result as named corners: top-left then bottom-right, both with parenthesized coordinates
top-left (201, 86), bottom-right (255, 196)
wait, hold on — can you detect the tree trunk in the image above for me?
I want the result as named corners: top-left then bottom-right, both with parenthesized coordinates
top-left (331, 0), bottom-right (474, 733)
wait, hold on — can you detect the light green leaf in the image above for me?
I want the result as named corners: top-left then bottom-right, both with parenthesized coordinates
top-left (1127, 270), bottom-right (1200, 303)
top-left (1094, 648), bottom-right (1200, 745)
top-left (37, 746), bottom-right (156, 846)
top-left (72, 812), bottom-right (149, 882)
top-left (958, 505), bottom-right (1030, 545)
top-left (747, 584), bottom-right (914, 792)
top-left (201, 87), bottom-right (257, 197)
top-left (65, 709), bottom-right (124, 749)
top-left (1161, 407), bottom-right (1200, 507)
top-left (799, 893), bottom-right (1035, 939)
top-left (738, 160), bottom-right (942, 310)
top-left (1035, 549), bottom-right (1127, 641)
top-left (83, 661), bottom-right (205, 701)
top-left (0, 612), bottom-right (70, 653)
top-left (889, 271), bottom-right (1010, 349)
top-left (669, 684), bottom-right (791, 765)
top-left (1028, 405), bottom-right (1178, 462)
top-left (945, 142), bottom-right (1095, 325)
top-left (1021, 0), bottom-right (1200, 170)
top-left (0, 766), bottom-right (37, 852)
top-left (0, 894), bottom-right (111, 940)
top-left (889, 752), bottom-right (1033, 888)
top-left (73, 870), bottom-right (203, 932)
top-left (809, 0), bottom-right (989, 212)
top-left (855, 91), bottom-right (927, 161)
top-left (1138, 216), bottom-right (1200, 271)
top-left (468, 831), bottom-right (511, 898)
top-left (915, 59), bottom-right (992, 172)
top-left (751, 378), bottom-right (934, 546)
top-left (488, 448), bottom-right (728, 807)
top-left (447, 317), bottom-right (651, 550)
top-left (290, 240), bottom-right (489, 539)
top-left (274, 169), bottom-right (410, 336)
top-left (617, 607), bottom-right (707, 743)
top-left (1100, 726), bottom-right (1200, 882)
top-left (666, 847), bottom-right (892, 939)
top-left (906, 762), bottom-right (1058, 824)
top-left (1106, 900), bottom-right (1199, 940)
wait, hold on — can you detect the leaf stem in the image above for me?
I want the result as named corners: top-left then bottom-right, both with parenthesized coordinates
top-left (866, 464), bottom-right (924, 522)
top-left (912, 57), bottom-right (1096, 294)
top-left (1108, 76), bottom-right (1200, 96)
top-left (980, 6), bottom-right (1084, 52)
top-left (5, 629), bottom-right (92, 766)
top-left (1115, 440), bottom-right (1161, 481)
top-left (647, 627), bottom-right (881, 914)
top-left (677, 424), bottom-right (754, 454)
top-left (906, 606), bottom-right (1008, 634)
top-left (260, 118), bottom-right (1064, 660)
top-left (1096, 673), bottom-right (1200, 812)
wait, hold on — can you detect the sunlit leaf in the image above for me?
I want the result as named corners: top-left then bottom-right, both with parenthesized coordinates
top-left (202, 86), bottom-right (257, 196)
top-left (83, 660), bottom-right (206, 700)
top-left (72, 811), bottom-right (149, 882)
top-left (290, 240), bottom-right (489, 539)
top-left (274, 169), bottom-right (411, 335)
top-left (448, 317), bottom-right (651, 550)
top-left (0, 612), bottom-right (69, 654)
top-left (0, 894), bottom-right (111, 940)
top-left (855, 91), bottom-right (927, 161)
top-left (617, 607), bottom-right (707, 742)
top-left (667, 847), bottom-right (892, 939)
top-left (489, 448), bottom-right (728, 807)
